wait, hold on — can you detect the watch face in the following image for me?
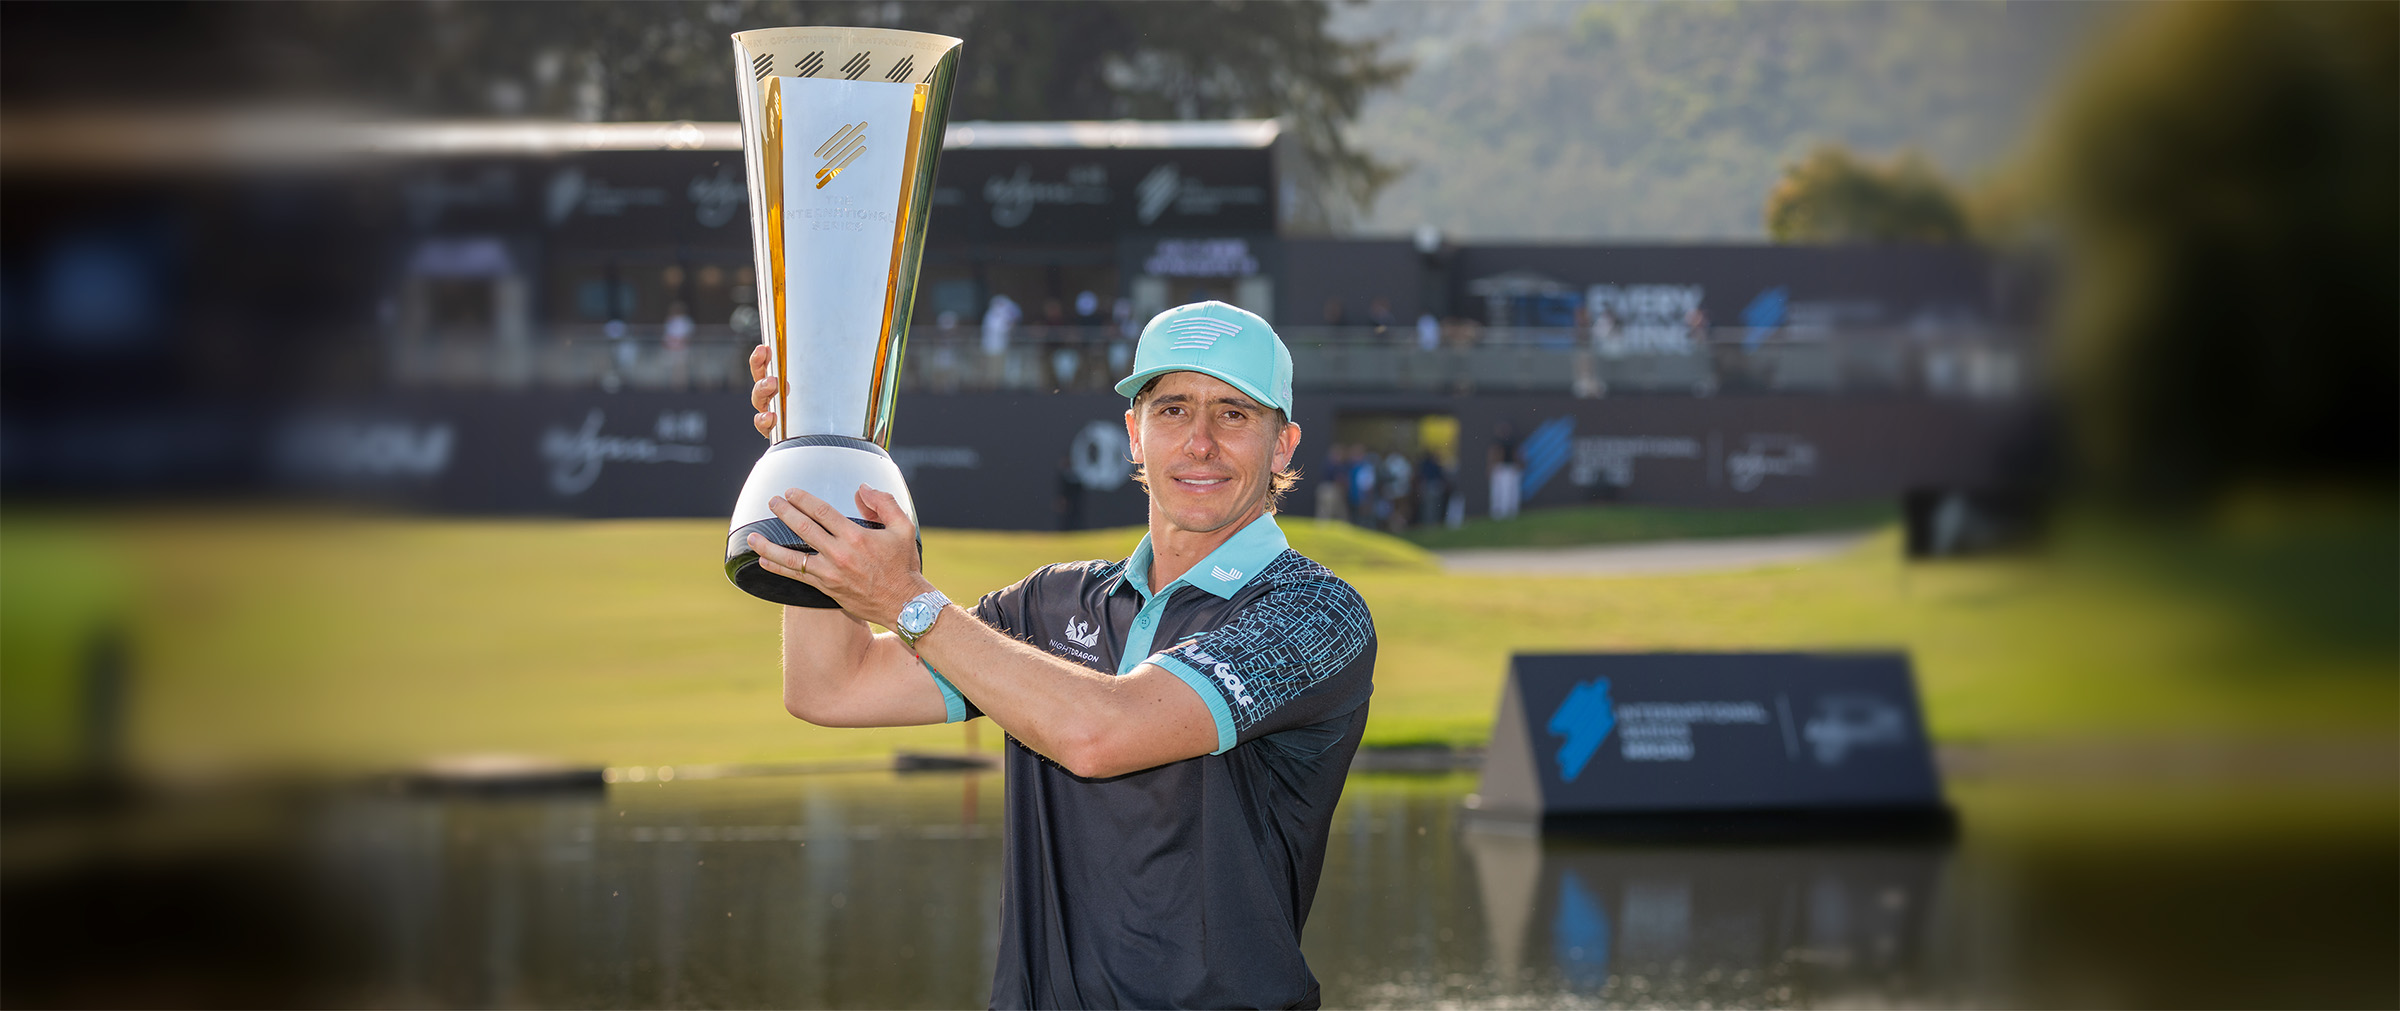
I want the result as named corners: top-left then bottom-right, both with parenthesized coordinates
top-left (901, 600), bottom-right (936, 635)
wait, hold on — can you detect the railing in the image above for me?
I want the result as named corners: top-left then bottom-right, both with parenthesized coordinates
top-left (387, 324), bottom-right (2031, 400)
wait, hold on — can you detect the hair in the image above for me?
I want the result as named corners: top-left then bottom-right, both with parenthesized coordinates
top-left (1127, 376), bottom-right (1301, 511)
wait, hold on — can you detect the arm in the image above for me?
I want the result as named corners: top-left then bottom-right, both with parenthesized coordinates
top-left (748, 485), bottom-right (1217, 778)
top-left (775, 604), bottom-right (953, 727)
top-left (747, 345), bottom-right (950, 729)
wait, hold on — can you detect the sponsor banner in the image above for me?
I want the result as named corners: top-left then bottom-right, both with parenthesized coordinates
top-left (259, 392), bottom-right (1153, 528)
top-left (7, 393), bottom-right (2025, 526)
top-left (1476, 653), bottom-right (1944, 818)
top-left (1292, 395), bottom-right (2025, 512)
top-left (928, 147), bottom-right (1274, 243)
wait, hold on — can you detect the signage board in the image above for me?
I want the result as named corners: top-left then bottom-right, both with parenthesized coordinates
top-left (1471, 653), bottom-right (1948, 833)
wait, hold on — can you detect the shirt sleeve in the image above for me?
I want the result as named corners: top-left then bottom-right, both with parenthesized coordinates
top-left (921, 567), bottom-right (1046, 724)
top-left (1143, 576), bottom-right (1377, 754)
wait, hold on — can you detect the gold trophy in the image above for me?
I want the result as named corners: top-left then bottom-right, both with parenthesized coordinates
top-left (722, 27), bottom-right (962, 606)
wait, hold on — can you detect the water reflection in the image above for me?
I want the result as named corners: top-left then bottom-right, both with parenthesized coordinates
top-left (12, 768), bottom-right (2387, 1007)
top-left (1306, 777), bottom-right (1949, 1008)
top-left (315, 773), bottom-right (1005, 1008)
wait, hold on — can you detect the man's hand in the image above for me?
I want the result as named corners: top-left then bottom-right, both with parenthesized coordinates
top-left (746, 485), bottom-right (930, 629)
top-left (748, 343), bottom-right (780, 441)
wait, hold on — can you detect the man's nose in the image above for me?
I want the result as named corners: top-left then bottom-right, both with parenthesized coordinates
top-left (1182, 419), bottom-right (1218, 457)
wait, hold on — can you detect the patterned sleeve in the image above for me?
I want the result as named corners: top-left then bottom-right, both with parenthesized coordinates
top-left (1143, 576), bottom-right (1377, 754)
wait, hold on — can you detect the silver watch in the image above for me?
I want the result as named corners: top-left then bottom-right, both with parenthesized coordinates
top-left (893, 589), bottom-right (951, 649)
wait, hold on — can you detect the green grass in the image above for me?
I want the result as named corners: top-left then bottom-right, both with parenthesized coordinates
top-left (1400, 500), bottom-right (1898, 550)
top-left (1, 498), bottom-right (2390, 775)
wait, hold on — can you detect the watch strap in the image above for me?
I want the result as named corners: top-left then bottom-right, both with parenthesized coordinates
top-left (895, 589), bottom-right (951, 648)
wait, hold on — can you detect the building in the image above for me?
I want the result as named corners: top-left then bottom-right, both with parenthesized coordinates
top-left (0, 115), bottom-right (2039, 528)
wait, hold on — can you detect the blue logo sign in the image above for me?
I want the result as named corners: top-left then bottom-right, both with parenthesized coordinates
top-left (1518, 416), bottom-right (1576, 501)
top-left (1546, 677), bottom-right (1616, 782)
top-left (1741, 286), bottom-right (1788, 349)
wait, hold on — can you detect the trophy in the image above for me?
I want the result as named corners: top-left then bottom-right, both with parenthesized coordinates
top-left (722, 27), bottom-right (962, 606)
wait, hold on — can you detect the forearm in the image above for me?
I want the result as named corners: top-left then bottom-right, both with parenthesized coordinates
top-left (913, 607), bottom-right (1214, 777)
top-left (780, 604), bottom-right (944, 727)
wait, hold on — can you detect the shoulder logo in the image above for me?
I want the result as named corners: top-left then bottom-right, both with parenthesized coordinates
top-left (1063, 615), bottom-right (1101, 649)
top-left (1166, 316), bottom-right (1243, 352)
top-left (1210, 661), bottom-right (1254, 707)
top-left (1209, 564), bottom-right (1243, 582)
top-left (815, 122), bottom-right (868, 189)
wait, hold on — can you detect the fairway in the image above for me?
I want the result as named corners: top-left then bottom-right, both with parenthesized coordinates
top-left (3, 505), bottom-right (2392, 776)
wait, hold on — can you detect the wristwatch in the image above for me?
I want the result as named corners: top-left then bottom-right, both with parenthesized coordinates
top-left (893, 589), bottom-right (951, 650)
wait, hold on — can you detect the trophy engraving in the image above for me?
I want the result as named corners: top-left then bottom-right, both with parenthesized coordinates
top-left (722, 27), bottom-right (963, 607)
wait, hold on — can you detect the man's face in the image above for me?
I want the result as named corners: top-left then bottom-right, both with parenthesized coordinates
top-left (1126, 370), bottom-right (1302, 536)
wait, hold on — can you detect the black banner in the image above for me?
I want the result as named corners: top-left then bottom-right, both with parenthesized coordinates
top-left (926, 147), bottom-right (1274, 244)
top-left (7, 392), bottom-right (2033, 527)
top-left (1474, 653), bottom-right (1945, 821)
top-left (256, 392), bottom-right (1150, 529)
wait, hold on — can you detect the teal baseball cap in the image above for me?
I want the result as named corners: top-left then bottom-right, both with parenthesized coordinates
top-left (1113, 300), bottom-right (1295, 413)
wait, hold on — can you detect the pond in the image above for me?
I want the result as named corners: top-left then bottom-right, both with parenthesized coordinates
top-left (4, 767), bottom-right (2392, 1008)
top-left (310, 769), bottom-right (2391, 1009)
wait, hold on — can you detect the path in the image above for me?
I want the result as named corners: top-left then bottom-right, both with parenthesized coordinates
top-left (1436, 530), bottom-right (1877, 576)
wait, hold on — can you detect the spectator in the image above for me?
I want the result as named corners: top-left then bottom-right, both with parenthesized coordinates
top-left (1488, 423), bottom-right (1523, 521)
top-left (1367, 297), bottom-right (1396, 338)
top-left (1041, 297), bottom-right (1077, 389)
top-left (1347, 446), bottom-right (1378, 526)
top-left (1416, 312), bottom-right (1440, 352)
top-left (981, 293), bottom-right (1020, 387)
top-left (1381, 449), bottom-right (1413, 533)
top-left (663, 300), bottom-right (695, 390)
top-left (1416, 450), bottom-right (1449, 528)
top-left (1591, 305), bottom-right (1620, 356)
top-left (1315, 446), bottom-right (1349, 522)
top-left (1108, 296), bottom-right (1137, 376)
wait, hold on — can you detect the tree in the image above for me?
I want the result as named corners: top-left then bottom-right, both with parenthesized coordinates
top-left (196, 1), bottom-right (1406, 230)
top-left (1763, 145), bottom-right (1969, 244)
top-left (2033, 2), bottom-right (2397, 500)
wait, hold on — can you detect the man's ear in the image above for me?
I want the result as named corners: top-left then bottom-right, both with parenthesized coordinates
top-left (1274, 421), bottom-right (1302, 473)
top-left (1123, 408), bottom-right (1141, 461)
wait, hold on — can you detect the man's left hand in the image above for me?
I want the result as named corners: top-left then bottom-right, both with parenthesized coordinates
top-left (746, 485), bottom-right (930, 628)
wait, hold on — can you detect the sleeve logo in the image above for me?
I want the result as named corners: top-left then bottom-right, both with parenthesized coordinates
top-left (1063, 615), bottom-right (1102, 649)
top-left (1180, 645), bottom-right (1253, 707)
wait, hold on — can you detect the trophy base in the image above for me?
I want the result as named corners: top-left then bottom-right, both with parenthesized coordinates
top-left (724, 436), bottom-right (919, 608)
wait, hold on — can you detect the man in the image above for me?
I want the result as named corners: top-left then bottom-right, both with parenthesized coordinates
top-left (742, 301), bottom-right (1376, 1010)
top-left (1487, 422), bottom-right (1523, 521)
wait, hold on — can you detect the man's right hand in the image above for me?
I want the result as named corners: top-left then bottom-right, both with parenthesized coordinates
top-left (749, 343), bottom-right (780, 441)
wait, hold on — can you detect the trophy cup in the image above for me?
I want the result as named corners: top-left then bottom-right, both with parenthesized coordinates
top-left (722, 27), bottom-right (962, 606)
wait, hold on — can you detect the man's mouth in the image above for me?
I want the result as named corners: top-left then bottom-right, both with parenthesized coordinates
top-left (1172, 476), bottom-right (1230, 489)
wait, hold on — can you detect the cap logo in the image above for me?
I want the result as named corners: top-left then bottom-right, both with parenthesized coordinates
top-left (1166, 316), bottom-right (1243, 351)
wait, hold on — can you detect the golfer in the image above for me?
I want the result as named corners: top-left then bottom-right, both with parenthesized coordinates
top-left (744, 301), bottom-right (1375, 1010)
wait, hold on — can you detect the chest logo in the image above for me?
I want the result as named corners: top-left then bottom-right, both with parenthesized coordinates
top-left (1063, 615), bottom-right (1102, 648)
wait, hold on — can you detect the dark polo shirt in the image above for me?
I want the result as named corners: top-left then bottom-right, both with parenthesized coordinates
top-left (925, 514), bottom-right (1377, 1010)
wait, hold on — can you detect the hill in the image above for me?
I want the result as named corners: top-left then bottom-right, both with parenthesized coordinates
top-left (1331, 0), bottom-right (2115, 239)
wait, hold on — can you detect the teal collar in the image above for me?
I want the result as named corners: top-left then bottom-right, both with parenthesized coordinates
top-left (1118, 512), bottom-right (1288, 602)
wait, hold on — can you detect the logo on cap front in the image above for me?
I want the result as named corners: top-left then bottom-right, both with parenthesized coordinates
top-left (815, 122), bottom-right (868, 189)
top-left (1166, 315), bottom-right (1243, 351)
